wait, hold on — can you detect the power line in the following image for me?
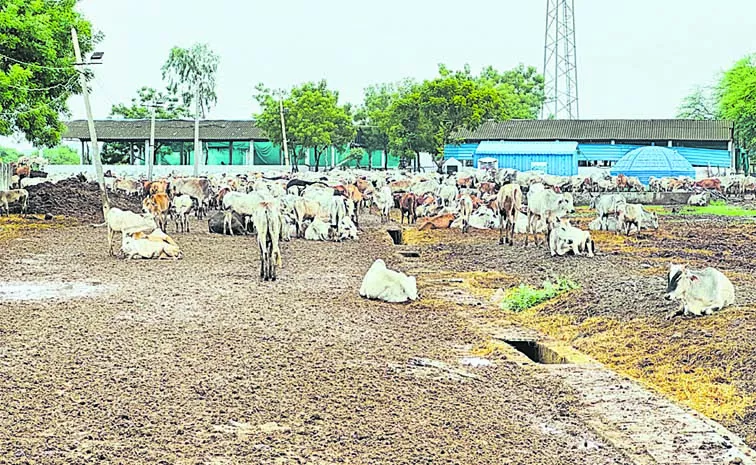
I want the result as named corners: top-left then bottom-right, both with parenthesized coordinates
top-left (0, 73), bottom-right (79, 92)
top-left (0, 52), bottom-right (73, 71)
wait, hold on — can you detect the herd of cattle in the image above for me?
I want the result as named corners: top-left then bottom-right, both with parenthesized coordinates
top-left (0, 166), bottom-right (738, 316)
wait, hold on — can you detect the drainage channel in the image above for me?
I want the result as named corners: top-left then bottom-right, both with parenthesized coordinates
top-left (387, 229), bottom-right (403, 245)
top-left (504, 340), bottom-right (569, 365)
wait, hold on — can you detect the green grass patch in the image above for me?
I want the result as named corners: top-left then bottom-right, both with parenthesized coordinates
top-left (679, 200), bottom-right (756, 217)
top-left (500, 278), bottom-right (579, 312)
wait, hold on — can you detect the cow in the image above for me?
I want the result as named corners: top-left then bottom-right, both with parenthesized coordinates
top-left (417, 213), bottom-right (455, 231)
top-left (149, 180), bottom-right (169, 195)
top-left (0, 189), bottom-right (29, 216)
top-left (687, 192), bottom-right (710, 207)
top-left (436, 184), bottom-right (459, 207)
top-left (458, 194), bottom-right (474, 233)
top-left (121, 229), bottom-right (182, 260)
top-left (223, 191), bottom-right (267, 233)
top-left (591, 194), bottom-right (627, 231)
top-left (329, 195), bottom-right (348, 241)
top-left (113, 178), bottom-right (142, 197)
top-left (617, 204), bottom-right (658, 236)
top-left (664, 264), bottom-right (735, 319)
top-left (293, 199), bottom-right (325, 238)
top-left (399, 193), bottom-right (417, 224)
top-left (304, 216), bottom-right (330, 241)
top-left (172, 178), bottom-right (212, 218)
top-left (626, 176), bottom-right (644, 192)
top-left (172, 194), bottom-right (193, 233)
top-left (359, 259), bottom-right (417, 303)
top-left (497, 183), bottom-right (522, 246)
top-left (142, 193), bottom-right (171, 232)
top-left (208, 210), bottom-right (246, 236)
top-left (98, 207), bottom-right (158, 256)
top-left (374, 185), bottom-right (393, 223)
top-left (524, 185), bottom-right (575, 247)
top-left (694, 178), bottom-right (722, 192)
top-left (548, 218), bottom-right (595, 257)
top-left (252, 201), bottom-right (283, 281)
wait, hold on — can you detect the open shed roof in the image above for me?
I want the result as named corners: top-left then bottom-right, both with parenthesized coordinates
top-left (63, 119), bottom-right (266, 141)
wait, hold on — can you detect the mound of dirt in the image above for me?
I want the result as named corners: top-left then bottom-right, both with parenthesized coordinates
top-left (25, 178), bottom-right (142, 221)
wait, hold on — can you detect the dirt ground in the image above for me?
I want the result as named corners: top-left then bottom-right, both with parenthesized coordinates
top-left (398, 211), bottom-right (756, 447)
top-left (0, 214), bottom-right (636, 464)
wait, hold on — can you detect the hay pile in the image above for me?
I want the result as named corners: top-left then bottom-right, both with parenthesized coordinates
top-left (25, 178), bottom-right (142, 221)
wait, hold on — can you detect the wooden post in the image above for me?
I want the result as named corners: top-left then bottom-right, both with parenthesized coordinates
top-left (229, 141), bottom-right (234, 165)
top-left (194, 86), bottom-right (201, 176)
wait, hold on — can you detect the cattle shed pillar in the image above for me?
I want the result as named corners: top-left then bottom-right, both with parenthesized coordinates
top-left (248, 140), bottom-right (255, 166)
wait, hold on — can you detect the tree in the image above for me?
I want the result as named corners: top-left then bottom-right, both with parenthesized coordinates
top-left (677, 86), bottom-right (717, 120)
top-left (0, 146), bottom-right (22, 164)
top-left (476, 64), bottom-right (546, 119)
top-left (254, 81), bottom-right (355, 172)
top-left (719, 55), bottom-right (756, 156)
top-left (110, 86), bottom-right (190, 120)
top-left (104, 86), bottom-right (191, 164)
top-left (161, 44), bottom-right (219, 118)
top-left (42, 145), bottom-right (79, 164)
top-left (355, 82), bottom-right (403, 170)
top-left (0, 0), bottom-right (98, 146)
top-left (385, 84), bottom-right (435, 171)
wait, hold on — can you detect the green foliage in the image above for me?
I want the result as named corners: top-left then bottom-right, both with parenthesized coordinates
top-left (161, 43), bottom-right (219, 117)
top-left (110, 86), bottom-right (190, 119)
top-left (0, 146), bottom-right (22, 163)
top-left (254, 80), bottom-right (355, 171)
top-left (676, 86), bottom-right (717, 120)
top-left (354, 82), bottom-right (404, 169)
top-left (0, 0), bottom-right (97, 146)
top-left (719, 55), bottom-right (756, 156)
top-left (42, 145), bottom-right (78, 164)
top-left (476, 64), bottom-right (546, 119)
top-left (500, 278), bottom-right (579, 312)
top-left (679, 200), bottom-right (756, 217)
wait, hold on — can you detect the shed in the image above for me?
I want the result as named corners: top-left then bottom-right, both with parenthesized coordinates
top-left (442, 157), bottom-right (463, 174)
top-left (610, 146), bottom-right (695, 184)
top-left (473, 141), bottom-right (578, 176)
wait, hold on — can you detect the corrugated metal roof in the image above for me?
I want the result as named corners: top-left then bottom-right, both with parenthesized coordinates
top-left (610, 146), bottom-right (695, 184)
top-left (63, 119), bottom-right (266, 141)
top-left (475, 141), bottom-right (578, 155)
top-left (457, 119), bottom-right (733, 142)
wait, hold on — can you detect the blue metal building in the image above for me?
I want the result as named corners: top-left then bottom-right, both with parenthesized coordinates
top-left (610, 146), bottom-right (695, 184)
top-left (473, 141), bottom-right (578, 176)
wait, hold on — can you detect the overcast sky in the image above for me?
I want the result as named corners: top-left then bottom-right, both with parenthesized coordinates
top-left (6, 0), bottom-right (756, 149)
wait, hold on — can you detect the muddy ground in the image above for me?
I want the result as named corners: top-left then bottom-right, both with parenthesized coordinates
top-left (24, 179), bottom-right (142, 221)
top-left (0, 214), bottom-right (636, 464)
top-left (397, 211), bottom-right (756, 446)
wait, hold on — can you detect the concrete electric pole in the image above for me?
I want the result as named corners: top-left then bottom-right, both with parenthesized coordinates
top-left (71, 27), bottom-right (110, 212)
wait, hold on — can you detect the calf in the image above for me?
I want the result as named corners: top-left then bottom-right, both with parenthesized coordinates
top-left (497, 183), bottom-right (522, 246)
top-left (121, 230), bottom-right (182, 260)
top-left (458, 194), bottom-right (474, 233)
top-left (304, 216), bottom-right (330, 241)
top-left (0, 189), bottom-right (29, 216)
top-left (399, 193), bottom-right (417, 224)
top-left (142, 193), bottom-right (171, 232)
top-left (665, 264), bottom-right (735, 318)
top-left (592, 194), bottom-right (626, 231)
top-left (548, 219), bottom-right (595, 257)
top-left (374, 185), bottom-right (393, 223)
top-left (173, 194), bottom-right (193, 233)
top-left (694, 178), bottom-right (722, 192)
top-left (617, 204), bottom-right (658, 236)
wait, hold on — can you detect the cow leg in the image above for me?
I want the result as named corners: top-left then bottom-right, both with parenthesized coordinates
top-left (498, 213), bottom-right (505, 245)
top-left (107, 227), bottom-right (114, 256)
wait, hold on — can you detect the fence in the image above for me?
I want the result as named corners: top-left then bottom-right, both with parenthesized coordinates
top-left (0, 163), bottom-right (11, 191)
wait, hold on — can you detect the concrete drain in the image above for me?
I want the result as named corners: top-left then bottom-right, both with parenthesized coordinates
top-left (387, 229), bottom-right (403, 245)
top-left (398, 251), bottom-right (420, 258)
top-left (505, 340), bottom-right (569, 364)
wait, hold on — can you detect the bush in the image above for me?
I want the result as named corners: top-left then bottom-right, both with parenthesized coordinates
top-left (500, 278), bottom-right (579, 312)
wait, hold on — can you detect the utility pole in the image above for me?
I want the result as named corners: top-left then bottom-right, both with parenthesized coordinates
top-left (277, 91), bottom-right (290, 170)
top-left (71, 27), bottom-right (110, 212)
top-left (193, 85), bottom-right (201, 177)
top-left (145, 101), bottom-right (165, 181)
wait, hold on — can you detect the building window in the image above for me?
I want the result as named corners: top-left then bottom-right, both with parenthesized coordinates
top-left (464, 160), bottom-right (474, 167)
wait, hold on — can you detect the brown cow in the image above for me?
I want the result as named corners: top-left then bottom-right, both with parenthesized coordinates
top-left (389, 179), bottom-right (412, 194)
top-left (695, 178), bottom-right (722, 192)
top-left (497, 183), bottom-right (523, 246)
top-left (478, 182), bottom-right (497, 197)
top-left (143, 193), bottom-right (171, 232)
top-left (616, 174), bottom-right (628, 191)
top-left (457, 176), bottom-right (475, 189)
top-left (417, 213), bottom-right (455, 231)
top-left (399, 193), bottom-right (417, 224)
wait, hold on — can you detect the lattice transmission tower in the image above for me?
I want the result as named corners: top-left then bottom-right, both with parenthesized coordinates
top-left (541, 0), bottom-right (579, 119)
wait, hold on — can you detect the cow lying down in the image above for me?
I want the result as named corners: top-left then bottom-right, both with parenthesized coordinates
top-left (359, 259), bottom-right (418, 303)
top-left (665, 264), bottom-right (735, 318)
top-left (549, 219), bottom-right (595, 257)
top-left (121, 230), bottom-right (182, 260)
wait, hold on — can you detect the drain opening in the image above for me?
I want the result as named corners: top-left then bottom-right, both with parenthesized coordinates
top-left (388, 230), bottom-right (403, 245)
top-left (505, 340), bottom-right (569, 364)
top-left (399, 251), bottom-right (420, 258)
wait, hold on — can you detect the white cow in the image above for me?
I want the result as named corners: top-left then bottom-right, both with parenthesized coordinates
top-left (173, 194), bottom-right (193, 233)
top-left (121, 230), bottom-right (182, 260)
top-left (664, 264), bottom-right (735, 318)
top-left (304, 216), bottom-right (330, 241)
top-left (359, 259), bottom-right (418, 303)
top-left (525, 185), bottom-right (575, 246)
top-left (374, 185), bottom-right (393, 223)
top-left (548, 219), bottom-right (595, 257)
top-left (100, 208), bottom-right (158, 256)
